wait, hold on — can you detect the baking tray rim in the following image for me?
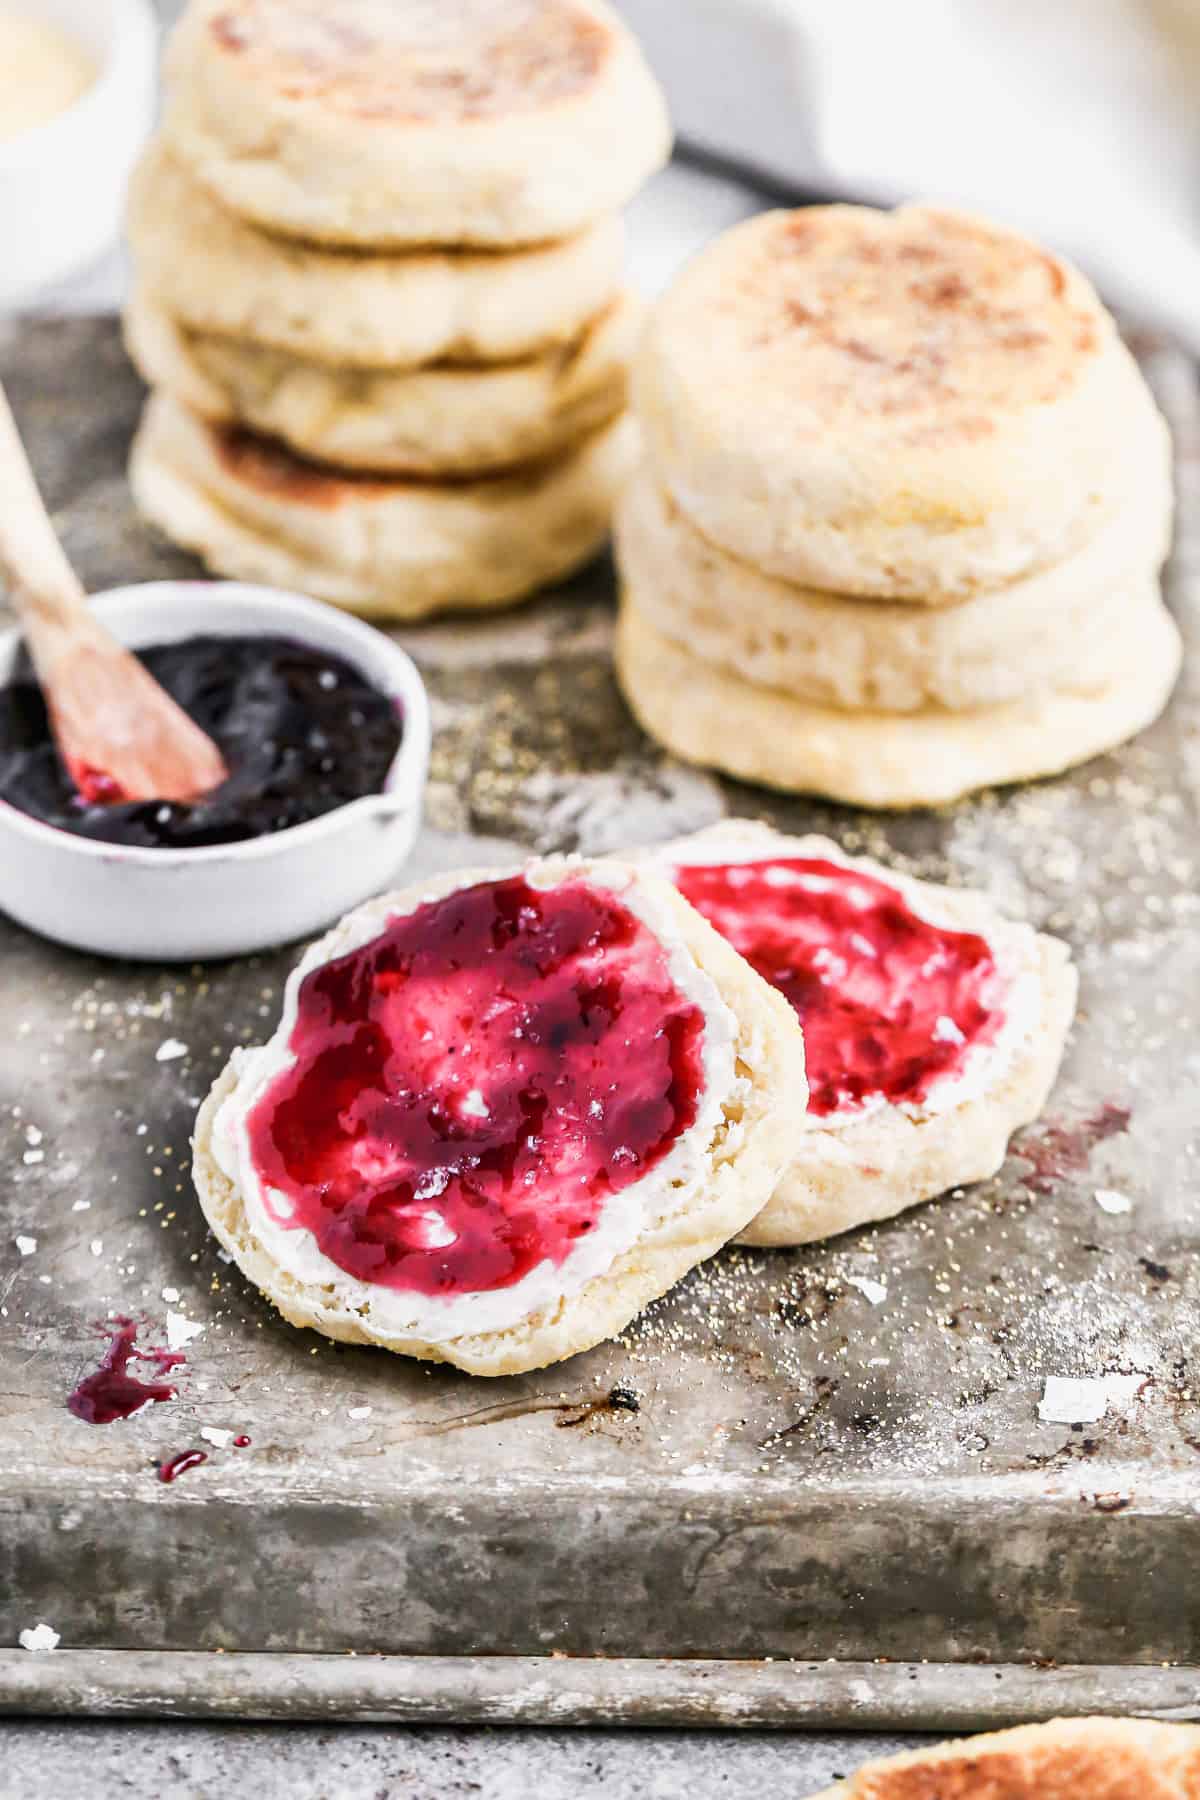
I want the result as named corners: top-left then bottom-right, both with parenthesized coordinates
top-left (2, 1650), bottom-right (1199, 1729)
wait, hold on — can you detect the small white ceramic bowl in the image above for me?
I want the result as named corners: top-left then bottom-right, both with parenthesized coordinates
top-left (0, 0), bottom-right (157, 309)
top-left (0, 582), bottom-right (432, 961)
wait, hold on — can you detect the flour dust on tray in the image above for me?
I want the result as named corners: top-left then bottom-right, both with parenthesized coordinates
top-left (192, 855), bottom-right (807, 1375)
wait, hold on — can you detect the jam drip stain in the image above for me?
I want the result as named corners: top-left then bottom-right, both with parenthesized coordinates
top-left (674, 856), bottom-right (1003, 1117)
top-left (67, 1317), bottom-right (187, 1425)
top-left (158, 1449), bottom-right (208, 1484)
top-left (1014, 1102), bottom-right (1131, 1196)
top-left (247, 876), bottom-right (706, 1298)
top-left (0, 634), bottom-right (402, 848)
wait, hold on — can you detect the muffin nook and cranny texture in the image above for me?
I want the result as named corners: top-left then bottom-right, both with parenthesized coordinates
top-left (127, 0), bottom-right (669, 619)
top-left (617, 203), bottom-right (1178, 808)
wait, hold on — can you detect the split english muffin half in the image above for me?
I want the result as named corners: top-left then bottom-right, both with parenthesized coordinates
top-left (646, 822), bottom-right (1077, 1248)
top-left (192, 856), bottom-right (808, 1376)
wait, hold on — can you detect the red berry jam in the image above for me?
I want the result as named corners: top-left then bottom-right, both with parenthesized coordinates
top-left (69, 762), bottom-right (127, 806)
top-left (673, 856), bottom-right (1002, 1118)
top-left (158, 1449), bottom-right (208, 1484)
top-left (67, 1316), bottom-right (187, 1425)
top-left (246, 876), bottom-right (706, 1297)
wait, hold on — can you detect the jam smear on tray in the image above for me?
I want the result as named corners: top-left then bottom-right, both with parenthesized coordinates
top-left (157, 1449), bottom-right (208, 1484)
top-left (67, 1316), bottom-right (186, 1424)
top-left (1015, 1102), bottom-right (1131, 1197)
top-left (0, 634), bottom-right (402, 848)
top-left (247, 876), bottom-right (706, 1297)
top-left (674, 856), bottom-right (1002, 1117)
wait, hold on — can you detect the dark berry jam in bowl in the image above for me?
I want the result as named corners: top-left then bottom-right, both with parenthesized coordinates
top-left (0, 583), bottom-right (431, 961)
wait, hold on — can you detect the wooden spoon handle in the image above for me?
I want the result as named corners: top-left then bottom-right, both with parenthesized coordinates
top-left (0, 383), bottom-right (92, 660)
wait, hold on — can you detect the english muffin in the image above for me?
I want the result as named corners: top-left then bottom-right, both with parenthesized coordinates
top-left (808, 1716), bottom-right (1200, 1800)
top-left (131, 392), bottom-right (639, 619)
top-left (127, 142), bottom-right (628, 371)
top-left (615, 451), bottom-right (1171, 713)
top-left (126, 287), bottom-right (641, 477)
top-left (650, 822), bottom-right (1075, 1247)
top-left (616, 590), bottom-right (1182, 808)
top-left (636, 204), bottom-right (1163, 600)
top-left (163, 0), bottom-right (671, 247)
top-left (193, 856), bottom-right (808, 1375)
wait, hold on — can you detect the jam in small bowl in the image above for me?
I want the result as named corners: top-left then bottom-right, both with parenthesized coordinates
top-left (0, 582), bottom-right (430, 960)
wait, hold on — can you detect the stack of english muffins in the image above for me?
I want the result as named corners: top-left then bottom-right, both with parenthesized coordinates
top-left (125, 0), bottom-right (669, 620)
top-left (616, 205), bottom-right (1179, 809)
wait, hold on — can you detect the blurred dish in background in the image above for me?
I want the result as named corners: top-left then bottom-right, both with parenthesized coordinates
top-left (0, 0), bottom-right (155, 310)
top-left (618, 0), bottom-right (1200, 352)
top-left (0, 7), bottom-right (96, 140)
top-left (1148, 0), bottom-right (1200, 64)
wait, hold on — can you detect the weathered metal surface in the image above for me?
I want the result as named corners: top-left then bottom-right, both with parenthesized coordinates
top-left (2, 1652), bottom-right (1200, 1730)
top-left (0, 317), bottom-right (1198, 1722)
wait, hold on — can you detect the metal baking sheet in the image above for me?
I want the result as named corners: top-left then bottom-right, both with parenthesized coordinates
top-left (0, 315), bottom-right (1197, 1726)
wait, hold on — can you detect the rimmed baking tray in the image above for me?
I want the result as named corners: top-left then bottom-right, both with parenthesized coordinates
top-left (0, 293), bottom-right (1196, 1726)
